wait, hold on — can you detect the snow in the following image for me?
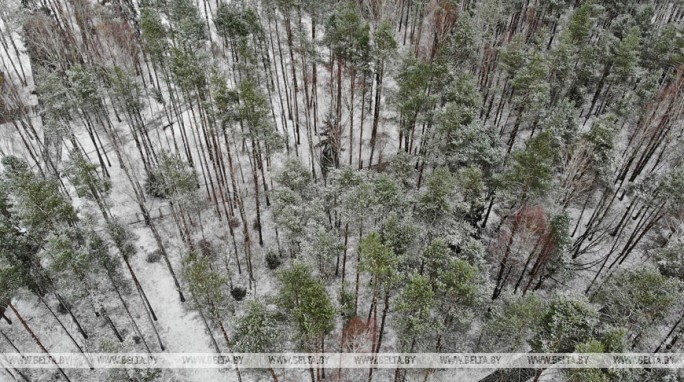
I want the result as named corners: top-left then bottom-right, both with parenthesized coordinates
top-left (1, 0), bottom-right (682, 381)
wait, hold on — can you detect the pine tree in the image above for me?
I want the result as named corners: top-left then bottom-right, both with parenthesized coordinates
top-left (358, 231), bottom-right (398, 361)
top-left (593, 269), bottom-right (681, 349)
top-left (167, 0), bottom-right (207, 50)
top-left (303, 228), bottom-right (344, 279)
top-left (396, 275), bottom-right (435, 352)
top-left (369, 21), bottom-right (397, 167)
top-left (233, 301), bottom-right (280, 381)
top-left (67, 148), bottom-right (112, 219)
top-left (277, 263), bottom-right (334, 382)
top-left (272, 187), bottom-right (306, 254)
top-left (1, 156), bottom-right (78, 240)
top-left (324, 3), bottom-right (371, 156)
top-left (275, 157), bottom-right (312, 195)
top-left (530, 295), bottom-right (599, 353)
top-left (502, 130), bottom-right (556, 206)
top-left (565, 332), bottom-right (627, 382)
top-left (505, 51), bottom-right (550, 155)
top-left (416, 167), bottom-right (456, 238)
top-left (393, 274), bottom-right (435, 382)
top-left (420, 240), bottom-right (449, 282)
top-left (434, 259), bottom-right (487, 349)
top-left (395, 55), bottom-right (434, 153)
top-left (183, 250), bottom-right (243, 382)
top-left (479, 294), bottom-right (543, 352)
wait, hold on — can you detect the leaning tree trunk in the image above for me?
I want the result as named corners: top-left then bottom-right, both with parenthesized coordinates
top-left (8, 303), bottom-right (72, 382)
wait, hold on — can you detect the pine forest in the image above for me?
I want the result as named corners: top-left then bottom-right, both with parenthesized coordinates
top-left (0, 0), bottom-right (684, 380)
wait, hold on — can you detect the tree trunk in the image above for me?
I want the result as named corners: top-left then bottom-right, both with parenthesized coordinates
top-left (369, 61), bottom-right (384, 167)
top-left (8, 303), bottom-right (71, 382)
top-left (368, 290), bottom-right (390, 382)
